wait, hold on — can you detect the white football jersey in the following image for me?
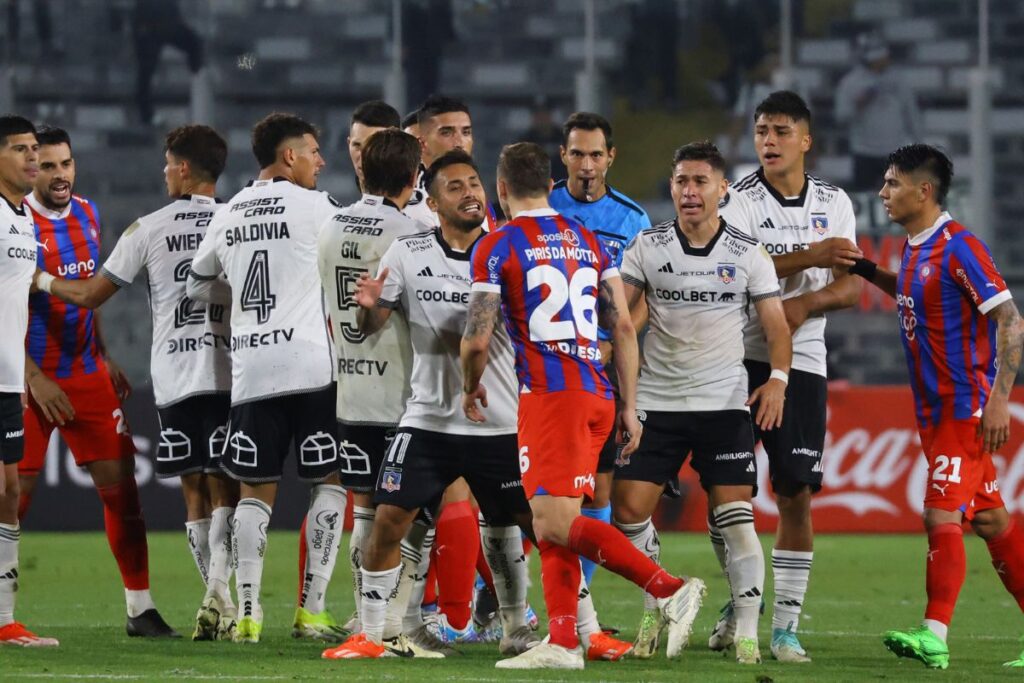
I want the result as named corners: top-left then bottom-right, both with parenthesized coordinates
top-left (0, 197), bottom-right (37, 393)
top-left (188, 178), bottom-right (337, 404)
top-left (102, 194), bottom-right (231, 408)
top-left (720, 169), bottom-right (856, 377)
top-left (621, 218), bottom-right (780, 412)
top-left (317, 194), bottom-right (420, 426)
top-left (379, 229), bottom-right (518, 436)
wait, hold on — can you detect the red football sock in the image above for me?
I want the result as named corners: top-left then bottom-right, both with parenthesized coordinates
top-left (985, 519), bottom-right (1024, 611)
top-left (435, 500), bottom-right (478, 630)
top-left (538, 539), bottom-right (580, 649)
top-left (96, 477), bottom-right (149, 590)
top-left (297, 514), bottom-right (308, 603)
top-left (422, 544), bottom-right (438, 607)
top-left (567, 515), bottom-right (683, 598)
top-left (476, 543), bottom-right (496, 596)
top-left (924, 522), bottom-right (965, 625)
top-left (522, 537), bottom-right (533, 556)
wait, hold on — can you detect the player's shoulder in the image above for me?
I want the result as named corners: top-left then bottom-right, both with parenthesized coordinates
top-left (395, 228), bottom-right (438, 252)
top-left (70, 194), bottom-right (95, 208)
top-left (633, 219), bottom-right (677, 247)
top-left (944, 220), bottom-right (990, 252)
top-left (721, 222), bottom-right (759, 249)
top-left (728, 170), bottom-right (762, 199)
top-left (807, 174), bottom-right (851, 207)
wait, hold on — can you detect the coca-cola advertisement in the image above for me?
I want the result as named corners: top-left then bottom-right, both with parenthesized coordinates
top-left (654, 385), bottom-right (1024, 533)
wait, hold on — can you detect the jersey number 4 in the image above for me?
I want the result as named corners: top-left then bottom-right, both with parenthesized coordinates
top-left (241, 250), bottom-right (277, 324)
top-left (526, 265), bottom-right (598, 342)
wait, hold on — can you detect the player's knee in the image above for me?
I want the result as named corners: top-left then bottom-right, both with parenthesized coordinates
top-left (530, 513), bottom-right (569, 546)
top-left (971, 507), bottom-right (1010, 540)
top-left (776, 484), bottom-right (812, 517)
top-left (372, 505), bottom-right (415, 545)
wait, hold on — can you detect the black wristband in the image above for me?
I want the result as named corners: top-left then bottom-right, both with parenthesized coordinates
top-left (849, 258), bottom-right (878, 282)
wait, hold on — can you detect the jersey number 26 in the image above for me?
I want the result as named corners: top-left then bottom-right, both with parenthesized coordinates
top-left (526, 265), bottom-right (597, 342)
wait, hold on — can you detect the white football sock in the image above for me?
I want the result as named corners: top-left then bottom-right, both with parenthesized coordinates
top-left (708, 517), bottom-right (729, 573)
top-left (772, 548), bottom-right (813, 633)
top-left (713, 502), bottom-right (764, 640)
top-left (125, 589), bottom-right (156, 618)
top-left (349, 505), bottom-right (374, 620)
top-left (576, 573), bottom-right (600, 648)
top-left (385, 519), bottom-right (428, 638)
top-left (233, 498), bottom-right (271, 621)
top-left (185, 518), bottom-right (211, 587)
top-left (361, 564), bottom-right (401, 644)
top-left (403, 524), bottom-right (434, 632)
top-left (614, 516), bottom-right (662, 610)
top-left (480, 519), bottom-right (527, 633)
top-left (0, 523), bottom-right (19, 626)
top-left (300, 484), bottom-right (347, 614)
top-left (205, 507), bottom-right (234, 603)
top-left (923, 618), bottom-right (948, 642)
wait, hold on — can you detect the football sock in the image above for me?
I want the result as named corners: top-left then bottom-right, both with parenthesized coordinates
top-left (567, 515), bottom-right (682, 599)
top-left (708, 517), bottom-right (729, 573)
top-left (480, 520), bottom-right (527, 632)
top-left (714, 502), bottom-right (763, 640)
top-left (923, 618), bottom-right (948, 642)
top-left (405, 526), bottom-right (434, 630)
top-left (422, 544), bottom-right (437, 608)
top-left (205, 506), bottom-right (234, 602)
top-left (435, 501), bottom-right (477, 630)
top-left (300, 484), bottom-right (346, 614)
top-left (923, 523), bottom-right (964, 629)
top-left (96, 477), bottom-right (150, 593)
top-left (388, 518), bottom-right (428, 638)
top-left (185, 518), bottom-right (211, 586)
top-left (538, 540), bottom-right (580, 649)
top-left (614, 516), bottom-right (662, 610)
top-left (771, 548), bottom-right (814, 633)
top-left (985, 519), bottom-right (1024, 611)
top-left (0, 523), bottom-right (19, 626)
top-left (576, 573), bottom-right (600, 649)
top-left (234, 498), bottom-right (271, 621)
top-left (350, 505), bottom-right (375, 619)
top-left (579, 504), bottom-right (611, 585)
top-left (475, 513), bottom-right (497, 599)
top-left (296, 514), bottom-right (307, 604)
top-left (361, 564), bottom-right (401, 645)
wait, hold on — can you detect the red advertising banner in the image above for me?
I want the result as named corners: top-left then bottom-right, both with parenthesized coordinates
top-left (653, 385), bottom-right (1024, 533)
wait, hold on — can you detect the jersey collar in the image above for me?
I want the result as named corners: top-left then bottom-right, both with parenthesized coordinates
top-left (757, 167), bottom-right (808, 208)
top-left (24, 191), bottom-right (72, 219)
top-left (1, 192), bottom-right (26, 216)
top-left (513, 208), bottom-right (559, 218)
top-left (674, 217), bottom-right (726, 257)
top-left (361, 193), bottom-right (402, 213)
top-left (434, 227), bottom-right (484, 261)
top-left (907, 211), bottom-right (954, 247)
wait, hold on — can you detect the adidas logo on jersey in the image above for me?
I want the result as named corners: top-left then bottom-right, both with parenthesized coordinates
top-left (417, 266), bottom-right (434, 277)
top-left (658, 262), bottom-right (674, 274)
top-left (759, 217), bottom-right (777, 232)
top-left (9, 225), bottom-right (19, 235)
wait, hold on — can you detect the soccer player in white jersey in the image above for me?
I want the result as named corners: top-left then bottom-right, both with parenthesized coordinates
top-left (612, 142), bottom-right (792, 664)
top-left (34, 125), bottom-right (239, 641)
top-left (186, 113), bottom-right (346, 644)
top-left (716, 91), bottom-right (863, 662)
top-left (318, 129), bottom-right (446, 656)
top-left (0, 116), bottom-right (57, 647)
top-left (323, 150), bottom-right (538, 661)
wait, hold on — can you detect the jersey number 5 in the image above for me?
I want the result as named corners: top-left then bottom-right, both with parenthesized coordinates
top-left (334, 266), bottom-right (366, 344)
top-left (526, 265), bottom-right (598, 342)
top-left (241, 250), bottom-right (277, 324)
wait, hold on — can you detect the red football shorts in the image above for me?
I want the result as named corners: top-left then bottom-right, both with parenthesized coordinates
top-left (517, 390), bottom-right (614, 500)
top-left (20, 368), bottom-right (135, 476)
top-left (919, 418), bottom-right (1004, 520)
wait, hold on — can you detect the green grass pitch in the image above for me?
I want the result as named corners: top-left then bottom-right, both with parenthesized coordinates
top-left (4, 531), bottom-right (1022, 681)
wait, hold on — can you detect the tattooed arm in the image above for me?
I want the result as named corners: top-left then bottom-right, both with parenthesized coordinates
top-left (599, 276), bottom-right (643, 456)
top-left (460, 290), bottom-right (501, 422)
top-left (980, 299), bottom-right (1024, 453)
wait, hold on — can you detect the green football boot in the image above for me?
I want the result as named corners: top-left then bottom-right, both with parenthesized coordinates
top-left (883, 625), bottom-right (949, 669)
top-left (292, 607), bottom-right (349, 642)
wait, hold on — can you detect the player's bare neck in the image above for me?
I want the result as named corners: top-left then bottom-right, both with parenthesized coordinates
top-left (441, 223), bottom-right (482, 251)
top-left (181, 181), bottom-right (216, 199)
top-left (507, 195), bottom-right (551, 218)
top-left (763, 163), bottom-right (805, 198)
top-left (258, 164), bottom-right (292, 184)
top-left (678, 213), bottom-right (720, 247)
top-left (0, 181), bottom-right (25, 208)
top-left (568, 176), bottom-right (607, 203)
top-left (32, 188), bottom-right (64, 213)
top-left (903, 205), bottom-right (944, 240)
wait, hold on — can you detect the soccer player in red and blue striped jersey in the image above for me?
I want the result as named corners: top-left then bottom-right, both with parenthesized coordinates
top-left (19, 126), bottom-right (176, 638)
top-left (852, 144), bottom-right (1024, 669)
top-left (460, 143), bottom-right (704, 670)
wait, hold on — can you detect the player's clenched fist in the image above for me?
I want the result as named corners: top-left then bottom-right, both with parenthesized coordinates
top-left (353, 267), bottom-right (389, 309)
top-left (746, 376), bottom-right (786, 431)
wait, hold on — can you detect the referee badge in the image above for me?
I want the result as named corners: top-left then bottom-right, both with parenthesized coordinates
top-left (811, 214), bottom-right (829, 235)
top-left (717, 264), bottom-right (737, 284)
